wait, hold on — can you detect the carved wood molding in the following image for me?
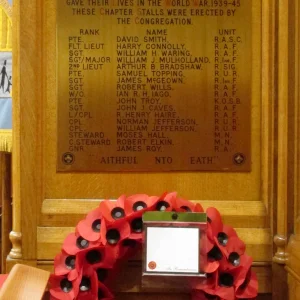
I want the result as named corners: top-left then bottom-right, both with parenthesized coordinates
top-left (272, 0), bottom-right (289, 265)
top-left (274, 235), bottom-right (288, 264)
top-left (8, 231), bottom-right (22, 259)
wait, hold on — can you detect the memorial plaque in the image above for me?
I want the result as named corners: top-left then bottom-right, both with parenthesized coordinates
top-left (57, 0), bottom-right (252, 172)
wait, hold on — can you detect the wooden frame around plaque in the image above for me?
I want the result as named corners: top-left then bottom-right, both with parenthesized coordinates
top-left (56, 0), bottom-right (252, 172)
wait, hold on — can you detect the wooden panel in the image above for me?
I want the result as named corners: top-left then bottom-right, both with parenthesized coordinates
top-left (40, 199), bottom-right (268, 228)
top-left (36, 226), bottom-right (272, 261)
top-left (43, 0), bottom-right (263, 202)
top-left (288, 272), bottom-right (300, 300)
top-left (9, 0), bottom-right (280, 298)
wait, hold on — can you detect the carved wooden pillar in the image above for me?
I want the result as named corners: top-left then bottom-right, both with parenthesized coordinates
top-left (286, 1), bottom-right (300, 299)
top-left (8, 0), bottom-right (22, 261)
top-left (8, 0), bottom-right (42, 267)
top-left (273, 0), bottom-right (289, 265)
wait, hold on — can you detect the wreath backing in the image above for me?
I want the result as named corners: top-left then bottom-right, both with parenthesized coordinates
top-left (50, 192), bottom-right (258, 300)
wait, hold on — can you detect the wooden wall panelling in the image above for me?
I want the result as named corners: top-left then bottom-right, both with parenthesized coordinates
top-left (43, 0), bottom-right (263, 204)
top-left (9, 0), bottom-right (280, 297)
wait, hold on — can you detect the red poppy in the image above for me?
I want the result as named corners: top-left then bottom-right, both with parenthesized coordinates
top-left (116, 238), bottom-right (142, 260)
top-left (62, 232), bottom-right (100, 256)
top-left (49, 274), bottom-right (81, 300)
top-left (219, 252), bottom-right (250, 272)
top-left (76, 208), bottom-right (103, 242)
top-left (205, 208), bottom-right (223, 252)
top-left (77, 196), bottom-right (148, 244)
top-left (194, 203), bottom-right (205, 212)
top-left (54, 250), bottom-right (78, 281)
top-left (213, 225), bottom-right (245, 258)
top-left (206, 207), bottom-right (245, 259)
top-left (235, 269), bottom-right (258, 299)
top-left (153, 191), bottom-right (177, 211)
top-left (102, 206), bottom-right (145, 243)
top-left (124, 194), bottom-right (159, 215)
top-left (100, 195), bottom-right (126, 223)
top-left (189, 270), bottom-right (218, 292)
top-left (76, 266), bottom-right (98, 300)
top-left (206, 208), bottom-right (223, 237)
top-left (76, 246), bottom-right (117, 272)
top-left (233, 255), bottom-right (251, 283)
top-left (127, 210), bottom-right (146, 241)
top-left (204, 259), bottom-right (220, 274)
top-left (100, 218), bottom-right (131, 247)
top-left (191, 269), bottom-right (244, 300)
top-left (199, 270), bottom-right (235, 300)
top-left (97, 281), bottom-right (114, 299)
top-left (173, 197), bottom-right (204, 213)
top-left (214, 263), bottom-right (255, 300)
top-left (95, 265), bottom-right (117, 288)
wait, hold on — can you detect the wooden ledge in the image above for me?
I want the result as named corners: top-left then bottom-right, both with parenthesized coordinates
top-left (41, 199), bottom-right (268, 228)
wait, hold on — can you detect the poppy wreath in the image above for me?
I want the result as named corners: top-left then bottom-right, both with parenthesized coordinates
top-left (50, 192), bottom-right (258, 300)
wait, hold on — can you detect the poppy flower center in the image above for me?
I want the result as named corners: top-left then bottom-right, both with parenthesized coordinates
top-left (96, 268), bottom-right (108, 282)
top-left (180, 206), bottom-right (191, 212)
top-left (111, 207), bottom-right (125, 220)
top-left (219, 273), bottom-right (234, 287)
top-left (92, 219), bottom-right (101, 232)
top-left (156, 200), bottom-right (170, 211)
top-left (217, 232), bottom-right (229, 246)
top-left (133, 201), bottom-right (147, 211)
top-left (131, 218), bottom-right (143, 233)
top-left (60, 278), bottom-right (73, 293)
top-left (106, 229), bottom-right (121, 245)
top-left (79, 276), bottom-right (91, 292)
top-left (208, 246), bottom-right (223, 261)
top-left (65, 255), bottom-right (76, 270)
top-left (122, 239), bottom-right (137, 248)
top-left (76, 237), bottom-right (89, 249)
top-left (86, 249), bottom-right (102, 264)
top-left (228, 252), bottom-right (240, 266)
